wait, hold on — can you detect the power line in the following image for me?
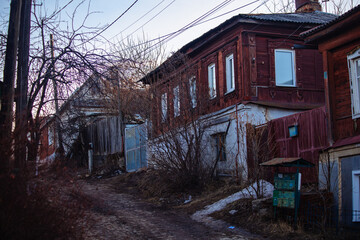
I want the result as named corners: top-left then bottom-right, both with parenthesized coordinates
top-left (109, 0), bottom-right (263, 53)
top-left (146, 0), bottom-right (235, 52)
top-left (109, 0), bottom-right (169, 42)
top-left (78, 0), bottom-right (139, 47)
top-left (123, 0), bottom-right (176, 41)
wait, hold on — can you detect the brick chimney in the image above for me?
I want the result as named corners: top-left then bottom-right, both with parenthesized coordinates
top-left (295, 0), bottom-right (321, 13)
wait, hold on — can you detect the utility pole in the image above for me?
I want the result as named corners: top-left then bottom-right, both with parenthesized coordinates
top-left (14, 0), bottom-right (32, 171)
top-left (0, 0), bottom-right (23, 174)
top-left (50, 34), bottom-right (64, 159)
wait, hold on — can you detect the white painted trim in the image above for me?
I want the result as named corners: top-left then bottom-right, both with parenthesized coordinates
top-left (347, 48), bottom-right (360, 119)
top-left (275, 49), bottom-right (296, 87)
top-left (225, 54), bottom-right (235, 94)
top-left (352, 170), bottom-right (360, 222)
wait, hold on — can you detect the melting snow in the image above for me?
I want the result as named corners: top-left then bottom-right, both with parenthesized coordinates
top-left (192, 180), bottom-right (273, 221)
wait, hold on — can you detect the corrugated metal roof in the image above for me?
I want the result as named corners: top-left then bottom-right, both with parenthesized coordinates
top-left (179, 11), bottom-right (336, 53)
top-left (301, 4), bottom-right (360, 38)
top-left (241, 11), bottom-right (336, 24)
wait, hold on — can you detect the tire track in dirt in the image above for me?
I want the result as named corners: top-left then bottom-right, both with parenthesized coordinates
top-left (78, 179), bottom-right (254, 240)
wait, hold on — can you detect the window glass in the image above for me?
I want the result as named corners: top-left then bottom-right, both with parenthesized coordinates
top-left (189, 76), bottom-right (196, 108)
top-left (226, 54), bottom-right (235, 93)
top-left (348, 49), bottom-right (360, 118)
top-left (356, 60), bottom-right (360, 110)
top-left (208, 63), bottom-right (216, 98)
top-left (213, 133), bottom-right (226, 162)
top-left (48, 127), bottom-right (54, 146)
top-left (173, 86), bottom-right (180, 117)
top-left (161, 92), bottom-right (167, 122)
top-left (275, 49), bottom-right (296, 87)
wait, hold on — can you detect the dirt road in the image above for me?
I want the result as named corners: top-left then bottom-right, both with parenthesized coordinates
top-left (78, 177), bottom-right (259, 240)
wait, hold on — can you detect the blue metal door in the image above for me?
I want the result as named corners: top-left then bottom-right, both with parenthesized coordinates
top-left (125, 124), bottom-right (147, 172)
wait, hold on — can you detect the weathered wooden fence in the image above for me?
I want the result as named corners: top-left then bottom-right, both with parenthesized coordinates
top-left (85, 116), bottom-right (123, 156)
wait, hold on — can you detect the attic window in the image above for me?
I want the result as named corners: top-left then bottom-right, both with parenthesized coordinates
top-left (275, 49), bottom-right (296, 87)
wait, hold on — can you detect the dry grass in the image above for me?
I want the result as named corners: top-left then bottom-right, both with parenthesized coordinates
top-left (209, 198), bottom-right (327, 240)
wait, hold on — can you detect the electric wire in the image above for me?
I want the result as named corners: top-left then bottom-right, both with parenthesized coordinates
top-left (108, 0), bottom-right (169, 42)
top-left (105, 0), bottom-right (264, 54)
top-left (144, 0), bottom-right (235, 52)
top-left (122, 0), bottom-right (176, 42)
top-left (77, 0), bottom-right (139, 47)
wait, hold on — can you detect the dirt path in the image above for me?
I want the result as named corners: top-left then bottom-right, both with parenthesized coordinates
top-left (77, 178), bottom-right (259, 240)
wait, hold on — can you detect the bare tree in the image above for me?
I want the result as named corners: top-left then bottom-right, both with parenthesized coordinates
top-left (264, 0), bottom-right (295, 13)
top-left (147, 53), bottom-right (213, 191)
top-left (100, 35), bottom-right (167, 120)
top-left (0, 0), bottom-right (118, 174)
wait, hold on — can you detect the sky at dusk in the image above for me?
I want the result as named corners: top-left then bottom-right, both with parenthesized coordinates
top-left (0, 0), bottom-right (359, 54)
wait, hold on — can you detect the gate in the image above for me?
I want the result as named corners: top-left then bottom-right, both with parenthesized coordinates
top-left (125, 124), bottom-right (147, 172)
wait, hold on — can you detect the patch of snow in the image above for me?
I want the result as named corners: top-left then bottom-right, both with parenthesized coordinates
top-left (192, 180), bottom-right (273, 221)
top-left (229, 210), bottom-right (238, 215)
top-left (184, 195), bottom-right (192, 204)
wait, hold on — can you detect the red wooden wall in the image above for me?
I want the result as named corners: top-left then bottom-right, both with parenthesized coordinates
top-left (265, 107), bottom-right (329, 183)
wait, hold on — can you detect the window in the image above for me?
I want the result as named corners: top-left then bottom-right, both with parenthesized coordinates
top-left (213, 133), bottom-right (226, 162)
top-left (348, 49), bottom-right (360, 119)
top-left (275, 49), bottom-right (296, 87)
top-left (173, 86), bottom-right (180, 117)
top-left (208, 63), bottom-right (216, 98)
top-left (225, 54), bottom-right (235, 93)
top-left (161, 92), bottom-right (167, 122)
top-left (352, 170), bottom-right (360, 222)
top-left (189, 76), bottom-right (197, 108)
top-left (48, 126), bottom-right (54, 146)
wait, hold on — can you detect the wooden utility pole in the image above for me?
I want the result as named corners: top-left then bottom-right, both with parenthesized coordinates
top-left (14, 0), bottom-right (32, 170)
top-left (0, 0), bottom-right (23, 174)
top-left (50, 34), bottom-right (64, 158)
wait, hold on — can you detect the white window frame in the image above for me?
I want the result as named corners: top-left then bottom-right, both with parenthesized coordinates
top-left (352, 170), bottom-right (360, 222)
top-left (208, 63), bottom-right (216, 99)
top-left (275, 49), bottom-right (296, 87)
top-left (189, 76), bottom-right (197, 108)
top-left (225, 54), bottom-right (235, 93)
top-left (173, 86), bottom-right (180, 117)
top-left (161, 92), bottom-right (167, 122)
top-left (347, 49), bottom-right (360, 119)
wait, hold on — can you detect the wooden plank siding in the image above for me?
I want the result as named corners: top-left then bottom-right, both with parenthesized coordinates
top-left (150, 25), bottom-right (326, 134)
top-left (259, 107), bottom-right (329, 184)
top-left (303, 7), bottom-right (360, 144)
top-left (328, 39), bottom-right (360, 141)
top-left (84, 116), bottom-right (123, 156)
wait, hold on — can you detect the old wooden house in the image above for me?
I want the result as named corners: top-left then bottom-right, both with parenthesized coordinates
top-left (303, 4), bottom-right (360, 227)
top-left (142, 0), bottom-right (336, 177)
top-left (39, 76), bottom-right (120, 165)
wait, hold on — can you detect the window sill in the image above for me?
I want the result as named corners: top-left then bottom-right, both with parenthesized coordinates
top-left (275, 84), bottom-right (297, 88)
top-left (225, 89), bottom-right (235, 95)
top-left (352, 113), bottom-right (360, 120)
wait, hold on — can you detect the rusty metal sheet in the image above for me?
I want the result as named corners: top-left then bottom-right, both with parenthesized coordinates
top-left (260, 157), bottom-right (314, 167)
